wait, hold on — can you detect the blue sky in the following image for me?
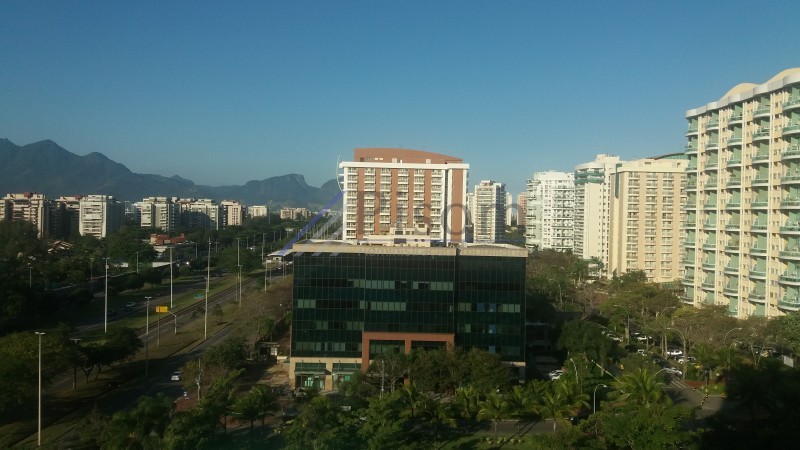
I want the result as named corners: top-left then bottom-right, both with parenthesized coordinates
top-left (2, 1), bottom-right (799, 195)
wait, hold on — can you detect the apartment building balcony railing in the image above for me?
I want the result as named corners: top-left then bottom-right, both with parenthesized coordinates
top-left (783, 122), bottom-right (800, 136)
top-left (778, 296), bottom-right (800, 311)
top-left (749, 269), bottom-right (767, 279)
top-left (725, 201), bottom-right (741, 209)
top-left (702, 220), bottom-right (717, 229)
top-left (702, 260), bottom-right (716, 270)
top-left (682, 276), bottom-right (695, 286)
top-left (781, 198), bottom-right (800, 208)
top-left (723, 285), bottom-right (739, 295)
top-left (753, 106), bottom-right (771, 117)
top-left (752, 151), bottom-right (771, 163)
top-left (778, 272), bottom-right (800, 285)
top-left (751, 200), bottom-right (769, 208)
top-left (705, 141), bottom-right (720, 151)
top-left (727, 137), bottom-right (743, 147)
top-left (685, 143), bottom-right (698, 153)
top-left (753, 129), bottom-right (771, 140)
top-left (782, 174), bottom-right (800, 184)
top-left (750, 291), bottom-right (766, 301)
top-left (701, 280), bottom-right (716, 290)
top-left (783, 97), bottom-right (800, 110)
top-left (683, 239), bottom-right (697, 248)
top-left (703, 241), bottom-right (717, 251)
top-left (727, 155), bottom-right (742, 165)
top-left (751, 223), bottom-right (769, 232)
top-left (728, 112), bottom-right (744, 124)
top-left (707, 119), bottom-right (720, 129)
top-left (723, 264), bottom-right (740, 275)
top-left (749, 246), bottom-right (768, 255)
top-left (724, 242), bottom-right (740, 252)
top-left (752, 176), bottom-right (770, 185)
top-left (725, 221), bottom-right (741, 231)
top-left (726, 177), bottom-right (742, 187)
top-left (686, 125), bottom-right (699, 135)
top-left (780, 223), bottom-right (800, 234)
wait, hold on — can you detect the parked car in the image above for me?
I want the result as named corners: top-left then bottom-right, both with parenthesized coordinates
top-left (664, 367), bottom-right (683, 377)
top-left (667, 348), bottom-right (683, 357)
top-left (677, 355), bottom-right (696, 364)
top-left (548, 370), bottom-right (564, 381)
top-left (636, 349), bottom-right (647, 356)
top-left (125, 301), bottom-right (136, 307)
top-left (171, 371), bottom-right (182, 381)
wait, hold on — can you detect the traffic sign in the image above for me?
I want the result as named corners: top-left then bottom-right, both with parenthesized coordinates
top-left (195, 294), bottom-right (204, 299)
top-left (156, 306), bottom-right (169, 313)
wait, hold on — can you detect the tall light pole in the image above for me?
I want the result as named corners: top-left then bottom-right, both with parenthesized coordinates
top-left (667, 327), bottom-right (687, 379)
top-left (28, 265), bottom-right (33, 287)
top-left (593, 383), bottom-right (608, 414)
top-left (205, 240), bottom-right (211, 340)
top-left (136, 251), bottom-right (140, 274)
top-left (168, 311), bottom-right (178, 335)
top-left (35, 331), bottom-right (45, 447)
top-left (70, 338), bottom-right (81, 393)
top-left (103, 257), bottom-right (110, 333)
top-left (238, 264), bottom-right (243, 309)
top-left (169, 246), bottom-right (174, 308)
top-left (145, 296), bottom-right (152, 377)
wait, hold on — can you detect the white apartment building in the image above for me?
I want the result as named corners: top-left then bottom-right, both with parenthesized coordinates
top-left (79, 195), bottom-right (124, 239)
top-left (339, 148), bottom-right (469, 244)
top-left (473, 180), bottom-right (506, 244)
top-left (682, 68), bottom-right (800, 318)
top-left (136, 197), bottom-right (180, 233)
top-left (0, 192), bottom-right (49, 237)
top-left (248, 205), bottom-right (269, 218)
top-left (608, 157), bottom-right (687, 283)
top-left (178, 198), bottom-right (223, 230)
top-left (221, 200), bottom-right (243, 227)
top-left (505, 192), bottom-right (514, 227)
top-left (280, 207), bottom-right (311, 220)
top-left (573, 154), bottom-right (621, 268)
top-left (525, 171), bottom-right (574, 252)
top-left (517, 192), bottom-right (527, 227)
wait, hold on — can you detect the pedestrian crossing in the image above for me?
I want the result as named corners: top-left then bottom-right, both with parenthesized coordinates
top-left (668, 379), bottom-right (692, 389)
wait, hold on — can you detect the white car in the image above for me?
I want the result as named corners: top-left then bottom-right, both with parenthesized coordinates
top-left (664, 367), bottom-right (683, 377)
top-left (667, 348), bottom-right (683, 357)
top-left (548, 370), bottom-right (564, 380)
top-left (170, 371), bottom-right (182, 381)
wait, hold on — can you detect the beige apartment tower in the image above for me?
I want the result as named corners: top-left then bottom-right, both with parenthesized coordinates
top-left (682, 68), bottom-right (800, 318)
top-left (0, 192), bottom-right (49, 237)
top-left (573, 154), bottom-right (621, 267)
top-left (339, 148), bottom-right (469, 244)
top-left (608, 157), bottom-right (687, 283)
top-left (525, 171), bottom-right (574, 252)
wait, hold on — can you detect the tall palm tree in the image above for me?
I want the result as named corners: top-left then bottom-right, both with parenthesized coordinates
top-left (534, 388), bottom-right (579, 433)
top-left (453, 385), bottom-right (480, 421)
top-left (505, 385), bottom-right (533, 435)
top-left (610, 368), bottom-right (668, 407)
top-left (400, 383), bottom-right (424, 423)
top-left (250, 384), bottom-right (279, 430)
top-left (232, 394), bottom-right (262, 441)
top-left (476, 391), bottom-right (508, 441)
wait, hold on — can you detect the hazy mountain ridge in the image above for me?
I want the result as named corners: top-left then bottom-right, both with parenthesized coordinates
top-left (0, 139), bottom-right (340, 209)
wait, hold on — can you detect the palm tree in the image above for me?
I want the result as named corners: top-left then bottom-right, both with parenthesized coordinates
top-left (232, 394), bottom-right (262, 441)
top-left (476, 391), bottom-right (508, 441)
top-left (400, 383), bottom-right (424, 423)
top-left (419, 396), bottom-right (456, 447)
top-left (250, 384), bottom-right (279, 431)
top-left (610, 368), bottom-right (668, 407)
top-left (453, 385), bottom-right (480, 421)
top-left (505, 385), bottom-right (532, 435)
top-left (534, 388), bottom-right (578, 433)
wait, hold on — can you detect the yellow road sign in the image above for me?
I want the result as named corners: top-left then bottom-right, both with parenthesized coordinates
top-left (156, 306), bottom-right (169, 313)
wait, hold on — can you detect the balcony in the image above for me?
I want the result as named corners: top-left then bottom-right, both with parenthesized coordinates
top-left (751, 176), bottom-right (770, 186)
top-left (724, 242), bottom-right (740, 252)
top-left (783, 146), bottom-right (800, 160)
top-left (751, 223), bottom-right (769, 232)
top-left (778, 296), bottom-right (800, 311)
top-left (749, 269), bottom-right (767, 279)
top-left (703, 241), bottom-right (717, 251)
top-left (780, 248), bottom-right (800, 259)
top-left (784, 173), bottom-right (800, 184)
top-left (686, 125), bottom-right (699, 135)
top-left (707, 120), bottom-right (720, 130)
top-left (723, 264), bottom-right (740, 275)
top-left (727, 155), bottom-right (742, 165)
top-left (725, 220), bottom-right (741, 231)
top-left (703, 201), bottom-right (717, 210)
top-left (723, 285), bottom-right (739, 295)
top-left (778, 272), bottom-right (800, 285)
top-left (749, 246), bottom-right (768, 255)
top-left (701, 280), bottom-right (716, 290)
top-left (682, 276), bottom-right (695, 286)
top-left (726, 177), bottom-right (742, 187)
top-left (784, 97), bottom-right (800, 110)
top-left (705, 141), bottom-right (720, 150)
top-left (685, 143), bottom-right (698, 153)
top-left (750, 291), bottom-right (766, 302)
top-left (683, 239), bottom-right (697, 247)
top-left (751, 200), bottom-right (769, 208)
top-left (753, 106), bottom-right (771, 118)
top-left (783, 122), bottom-right (800, 136)
top-left (780, 223), bottom-right (800, 234)
top-left (687, 163), bottom-right (698, 171)
top-left (686, 180), bottom-right (698, 190)
top-left (781, 198), bottom-right (800, 208)
top-left (752, 151), bottom-right (771, 163)
top-left (702, 260), bottom-right (717, 270)
top-left (753, 129), bottom-right (771, 141)
top-left (725, 201), bottom-right (741, 209)
top-left (702, 220), bottom-right (717, 229)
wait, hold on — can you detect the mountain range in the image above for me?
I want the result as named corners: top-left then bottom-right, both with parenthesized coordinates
top-left (0, 139), bottom-right (341, 209)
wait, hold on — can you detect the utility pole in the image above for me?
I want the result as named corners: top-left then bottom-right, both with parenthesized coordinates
top-left (70, 338), bottom-right (81, 392)
top-left (145, 296), bottom-right (152, 377)
top-left (103, 257), bottom-right (110, 333)
top-left (205, 240), bottom-right (211, 340)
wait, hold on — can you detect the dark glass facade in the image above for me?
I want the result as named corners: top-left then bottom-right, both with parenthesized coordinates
top-left (292, 243), bottom-right (526, 363)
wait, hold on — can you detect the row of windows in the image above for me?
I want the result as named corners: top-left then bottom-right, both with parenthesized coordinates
top-left (457, 303), bottom-right (521, 313)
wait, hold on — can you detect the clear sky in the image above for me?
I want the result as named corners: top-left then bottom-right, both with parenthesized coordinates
top-left (2, 1), bottom-right (799, 195)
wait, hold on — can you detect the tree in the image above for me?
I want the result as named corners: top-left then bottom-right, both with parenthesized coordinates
top-left (582, 402), bottom-right (695, 448)
top-left (284, 396), bottom-right (357, 450)
top-left (534, 382), bottom-right (586, 433)
top-left (100, 393), bottom-right (174, 448)
top-left (367, 351), bottom-right (409, 394)
top-left (358, 391), bottom-right (410, 450)
top-left (232, 393), bottom-right (262, 441)
top-left (609, 368), bottom-right (668, 407)
top-left (477, 392), bottom-right (508, 441)
top-left (505, 384), bottom-right (533, 435)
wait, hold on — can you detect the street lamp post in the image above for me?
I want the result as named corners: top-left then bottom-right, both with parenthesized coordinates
top-left (169, 246), bottom-right (174, 309)
top-left (238, 264), bottom-right (243, 309)
top-left (724, 327), bottom-right (743, 380)
top-left (667, 327), bottom-right (687, 379)
top-left (35, 331), bottom-right (45, 447)
top-left (103, 257), bottom-right (110, 333)
top-left (70, 338), bottom-right (81, 393)
top-left (593, 383), bottom-right (608, 414)
top-left (145, 296), bottom-right (152, 377)
top-left (168, 311), bottom-right (178, 335)
top-left (205, 240), bottom-right (211, 340)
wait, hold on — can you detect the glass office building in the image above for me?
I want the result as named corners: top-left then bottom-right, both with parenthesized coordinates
top-left (290, 240), bottom-right (527, 390)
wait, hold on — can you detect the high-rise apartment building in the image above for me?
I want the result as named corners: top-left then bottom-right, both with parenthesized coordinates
top-left (573, 155), bottom-right (621, 267)
top-left (49, 195), bottom-right (82, 238)
top-left (0, 192), bottom-right (49, 237)
top-left (289, 240), bottom-right (526, 391)
top-left (136, 197), bottom-right (180, 233)
top-left (280, 207), bottom-right (311, 220)
top-left (525, 171), bottom-right (575, 252)
top-left (178, 198), bottom-right (223, 230)
top-left (221, 200), bottom-right (243, 227)
top-left (339, 148), bottom-right (469, 244)
top-left (248, 205), bottom-right (269, 218)
top-left (682, 68), bottom-right (800, 318)
top-left (473, 180), bottom-right (506, 244)
top-left (608, 157), bottom-right (687, 283)
top-left (516, 192), bottom-right (527, 227)
top-left (79, 195), bottom-right (124, 239)
top-left (505, 192), bottom-right (514, 227)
